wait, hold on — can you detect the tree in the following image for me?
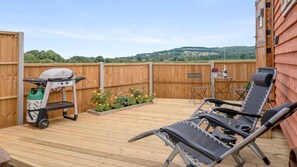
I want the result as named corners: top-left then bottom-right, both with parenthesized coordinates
top-left (45, 50), bottom-right (65, 63)
top-left (95, 56), bottom-right (104, 62)
top-left (24, 53), bottom-right (38, 63)
top-left (240, 53), bottom-right (247, 59)
top-left (136, 56), bottom-right (142, 61)
top-left (67, 56), bottom-right (91, 63)
top-left (24, 50), bottom-right (65, 63)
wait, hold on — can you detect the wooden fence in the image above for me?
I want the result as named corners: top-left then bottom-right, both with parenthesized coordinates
top-left (1, 60), bottom-right (256, 128)
top-left (153, 61), bottom-right (256, 100)
top-left (23, 63), bottom-right (149, 120)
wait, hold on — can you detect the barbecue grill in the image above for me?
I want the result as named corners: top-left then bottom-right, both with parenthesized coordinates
top-left (23, 68), bottom-right (85, 129)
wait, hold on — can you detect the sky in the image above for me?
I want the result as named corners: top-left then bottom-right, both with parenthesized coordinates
top-left (1, 0), bottom-right (255, 58)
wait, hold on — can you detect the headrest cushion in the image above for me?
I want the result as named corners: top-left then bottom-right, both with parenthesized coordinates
top-left (253, 73), bottom-right (273, 87)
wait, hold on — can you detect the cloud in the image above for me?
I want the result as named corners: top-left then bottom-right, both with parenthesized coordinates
top-left (3, 23), bottom-right (253, 48)
top-left (35, 27), bottom-right (175, 44)
top-left (200, 0), bottom-right (223, 4)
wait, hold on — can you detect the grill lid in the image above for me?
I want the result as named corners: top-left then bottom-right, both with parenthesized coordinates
top-left (39, 68), bottom-right (74, 80)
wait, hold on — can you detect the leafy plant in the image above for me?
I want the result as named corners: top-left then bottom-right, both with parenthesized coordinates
top-left (91, 88), bottom-right (154, 112)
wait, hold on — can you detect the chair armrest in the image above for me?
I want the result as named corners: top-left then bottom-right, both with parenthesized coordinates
top-left (198, 114), bottom-right (249, 138)
top-left (160, 127), bottom-right (218, 161)
top-left (204, 98), bottom-right (242, 107)
top-left (213, 107), bottom-right (261, 118)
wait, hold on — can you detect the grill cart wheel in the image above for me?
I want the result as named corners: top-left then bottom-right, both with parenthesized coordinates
top-left (39, 119), bottom-right (49, 129)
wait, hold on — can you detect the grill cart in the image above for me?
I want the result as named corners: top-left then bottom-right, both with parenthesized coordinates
top-left (23, 68), bottom-right (85, 129)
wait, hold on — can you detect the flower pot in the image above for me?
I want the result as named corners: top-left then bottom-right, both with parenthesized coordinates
top-left (212, 72), bottom-right (218, 78)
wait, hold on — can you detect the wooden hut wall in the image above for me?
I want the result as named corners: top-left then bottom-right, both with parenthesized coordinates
top-left (273, 0), bottom-right (297, 148)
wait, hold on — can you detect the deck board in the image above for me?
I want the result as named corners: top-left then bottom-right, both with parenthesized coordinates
top-left (0, 99), bottom-right (290, 167)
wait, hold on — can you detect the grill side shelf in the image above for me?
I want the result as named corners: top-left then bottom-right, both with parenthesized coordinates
top-left (45, 101), bottom-right (74, 111)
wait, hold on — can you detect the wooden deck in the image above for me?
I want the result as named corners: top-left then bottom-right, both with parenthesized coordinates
top-left (0, 99), bottom-right (290, 167)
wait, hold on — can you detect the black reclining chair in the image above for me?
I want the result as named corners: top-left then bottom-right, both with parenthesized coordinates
top-left (189, 68), bottom-right (276, 161)
top-left (129, 67), bottom-right (277, 164)
top-left (129, 102), bottom-right (297, 166)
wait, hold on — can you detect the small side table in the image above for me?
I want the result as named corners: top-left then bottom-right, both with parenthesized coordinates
top-left (210, 77), bottom-right (232, 98)
top-left (233, 88), bottom-right (249, 101)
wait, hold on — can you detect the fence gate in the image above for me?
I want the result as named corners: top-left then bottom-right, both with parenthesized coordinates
top-left (0, 31), bottom-right (24, 128)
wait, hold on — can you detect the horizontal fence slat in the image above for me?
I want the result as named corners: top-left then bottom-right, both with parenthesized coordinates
top-left (0, 62), bottom-right (18, 65)
top-left (0, 95), bottom-right (17, 100)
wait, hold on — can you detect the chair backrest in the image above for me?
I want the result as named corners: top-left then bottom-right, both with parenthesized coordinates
top-left (187, 72), bottom-right (203, 79)
top-left (238, 67), bottom-right (276, 130)
top-left (187, 72), bottom-right (203, 86)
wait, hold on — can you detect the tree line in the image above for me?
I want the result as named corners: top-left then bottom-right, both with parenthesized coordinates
top-left (24, 46), bottom-right (255, 63)
top-left (24, 50), bottom-right (104, 63)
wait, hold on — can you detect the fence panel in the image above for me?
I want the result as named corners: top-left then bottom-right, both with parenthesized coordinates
top-left (0, 32), bottom-right (19, 128)
top-left (214, 61), bottom-right (256, 100)
top-left (153, 61), bottom-right (256, 100)
top-left (153, 63), bottom-right (212, 99)
top-left (104, 63), bottom-right (149, 96)
top-left (23, 63), bottom-right (150, 120)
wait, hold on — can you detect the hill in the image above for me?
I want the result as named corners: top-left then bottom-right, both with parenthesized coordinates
top-left (119, 46), bottom-right (255, 62)
top-left (24, 46), bottom-right (255, 63)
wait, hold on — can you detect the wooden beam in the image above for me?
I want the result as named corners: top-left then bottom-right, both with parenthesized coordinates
top-left (149, 62), bottom-right (153, 96)
top-left (100, 62), bottom-right (104, 94)
top-left (17, 32), bottom-right (24, 125)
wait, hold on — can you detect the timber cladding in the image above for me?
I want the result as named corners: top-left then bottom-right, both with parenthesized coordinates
top-left (273, 0), bottom-right (297, 148)
top-left (0, 32), bottom-right (19, 128)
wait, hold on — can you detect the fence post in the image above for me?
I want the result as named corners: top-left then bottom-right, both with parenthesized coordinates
top-left (210, 60), bottom-right (215, 98)
top-left (17, 32), bottom-right (24, 125)
top-left (148, 62), bottom-right (153, 96)
top-left (100, 62), bottom-right (104, 94)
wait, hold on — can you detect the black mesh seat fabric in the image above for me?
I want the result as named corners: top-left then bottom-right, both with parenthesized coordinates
top-left (164, 121), bottom-right (231, 165)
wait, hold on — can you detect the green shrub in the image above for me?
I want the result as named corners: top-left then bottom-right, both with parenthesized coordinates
top-left (114, 96), bottom-right (130, 106)
top-left (111, 103), bottom-right (123, 109)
